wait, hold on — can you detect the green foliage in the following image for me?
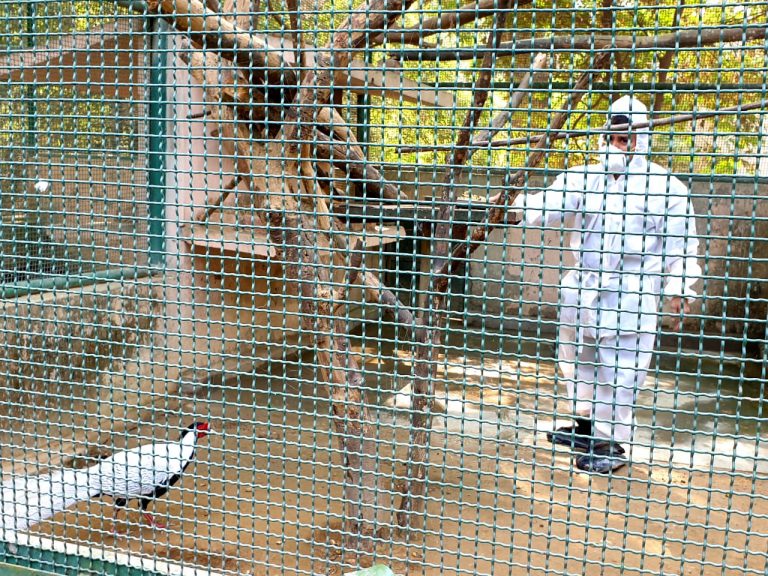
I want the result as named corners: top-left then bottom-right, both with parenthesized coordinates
top-left (0, 1), bottom-right (124, 49)
top-left (367, 0), bottom-right (766, 173)
top-left (0, 1), bottom-right (138, 177)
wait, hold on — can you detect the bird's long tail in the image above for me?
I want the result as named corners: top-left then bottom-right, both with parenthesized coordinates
top-left (1, 465), bottom-right (103, 534)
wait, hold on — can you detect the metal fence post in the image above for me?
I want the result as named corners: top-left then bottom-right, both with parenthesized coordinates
top-left (146, 15), bottom-right (167, 267)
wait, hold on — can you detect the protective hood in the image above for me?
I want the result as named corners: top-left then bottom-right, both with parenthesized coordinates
top-left (600, 95), bottom-right (650, 171)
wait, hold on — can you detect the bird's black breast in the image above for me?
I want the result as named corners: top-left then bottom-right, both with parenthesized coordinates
top-left (147, 473), bottom-right (181, 503)
top-left (140, 449), bottom-right (195, 505)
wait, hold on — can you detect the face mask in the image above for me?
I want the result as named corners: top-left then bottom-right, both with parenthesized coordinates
top-left (600, 144), bottom-right (628, 174)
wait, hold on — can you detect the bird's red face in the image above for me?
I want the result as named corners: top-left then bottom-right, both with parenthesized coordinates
top-left (193, 422), bottom-right (211, 438)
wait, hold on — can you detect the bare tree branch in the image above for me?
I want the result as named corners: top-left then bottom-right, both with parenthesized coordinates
top-left (314, 132), bottom-right (404, 201)
top-left (602, 99), bottom-right (768, 132)
top-left (148, 0), bottom-right (299, 93)
top-left (179, 50), bottom-right (269, 124)
top-left (451, 52), bottom-right (611, 271)
top-left (600, 0), bottom-right (612, 29)
top-left (287, 0), bottom-right (422, 150)
top-left (266, 0), bottom-right (285, 28)
top-left (390, 24), bottom-right (768, 60)
top-left (348, 238), bottom-right (366, 292)
top-left (393, 56), bottom-right (611, 536)
top-left (182, 71), bottom-right (381, 531)
top-left (180, 48), bottom-right (404, 204)
top-left (284, 0), bottom-right (301, 72)
top-left (286, 0), bottom-right (299, 38)
top-left (470, 52), bottom-right (549, 147)
top-left (195, 175), bottom-right (243, 221)
top-left (653, 3), bottom-right (684, 112)
top-left (195, 175), bottom-right (242, 222)
top-left (212, 136), bottom-right (383, 548)
top-left (396, 7), bottom-right (509, 535)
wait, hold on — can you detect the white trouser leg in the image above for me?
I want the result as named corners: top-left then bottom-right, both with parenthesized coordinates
top-left (557, 323), bottom-right (576, 391)
top-left (557, 324), bottom-right (598, 418)
top-left (592, 332), bottom-right (656, 443)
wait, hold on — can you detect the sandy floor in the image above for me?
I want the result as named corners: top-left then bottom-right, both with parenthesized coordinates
top-left (24, 333), bottom-right (768, 576)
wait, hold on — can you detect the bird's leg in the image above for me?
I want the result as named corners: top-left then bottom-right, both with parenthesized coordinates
top-left (142, 511), bottom-right (167, 530)
top-left (111, 507), bottom-right (122, 535)
top-left (140, 498), bottom-right (168, 529)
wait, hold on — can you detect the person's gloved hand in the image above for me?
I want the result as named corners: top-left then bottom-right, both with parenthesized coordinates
top-left (668, 296), bottom-right (691, 331)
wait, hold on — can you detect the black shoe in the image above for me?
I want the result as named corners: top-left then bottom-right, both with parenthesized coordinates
top-left (547, 418), bottom-right (593, 452)
top-left (575, 441), bottom-right (627, 474)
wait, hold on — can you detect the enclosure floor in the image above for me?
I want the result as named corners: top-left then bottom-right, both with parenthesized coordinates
top-left (29, 336), bottom-right (767, 576)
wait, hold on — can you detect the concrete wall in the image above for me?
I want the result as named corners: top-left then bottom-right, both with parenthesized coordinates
top-left (0, 267), bottom-right (307, 474)
top-left (0, 279), bottom-right (159, 471)
top-left (0, 151), bottom-right (150, 274)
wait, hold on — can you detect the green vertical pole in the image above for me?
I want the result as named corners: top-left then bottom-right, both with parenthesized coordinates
top-left (147, 16), bottom-right (167, 266)
top-left (355, 93), bottom-right (370, 145)
top-left (25, 1), bottom-right (36, 150)
top-left (355, 48), bottom-right (371, 146)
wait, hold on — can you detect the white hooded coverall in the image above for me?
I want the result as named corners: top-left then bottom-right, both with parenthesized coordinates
top-left (513, 96), bottom-right (701, 444)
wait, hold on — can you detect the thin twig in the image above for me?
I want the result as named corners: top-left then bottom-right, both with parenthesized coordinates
top-left (606, 99), bottom-right (768, 132)
top-left (196, 175), bottom-right (243, 221)
top-left (652, 3), bottom-right (683, 112)
top-left (187, 109), bottom-right (212, 120)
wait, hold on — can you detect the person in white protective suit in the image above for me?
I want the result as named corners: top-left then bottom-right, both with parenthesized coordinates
top-left (511, 95), bottom-right (701, 473)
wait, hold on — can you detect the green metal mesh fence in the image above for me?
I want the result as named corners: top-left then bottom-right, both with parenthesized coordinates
top-left (0, 1), bottom-right (766, 575)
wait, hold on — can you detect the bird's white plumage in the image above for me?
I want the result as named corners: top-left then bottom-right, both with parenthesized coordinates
top-left (0, 425), bottom-right (203, 535)
top-left (1, 467), bottom-right (100, 532)
top-left (96, 432), bottom-right (197, 500)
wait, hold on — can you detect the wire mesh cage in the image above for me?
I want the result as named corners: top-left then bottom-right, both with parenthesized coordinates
top-left (0, 0), bottom-right (766, 575)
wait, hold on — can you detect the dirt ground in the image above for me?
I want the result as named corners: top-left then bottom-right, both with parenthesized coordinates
top-left (28, 339), bottom-right (768, 576)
